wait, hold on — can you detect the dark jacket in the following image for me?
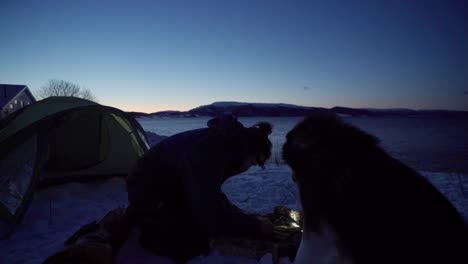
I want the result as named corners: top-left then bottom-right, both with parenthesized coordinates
top-left (126, 124), bottom-right (262, 240)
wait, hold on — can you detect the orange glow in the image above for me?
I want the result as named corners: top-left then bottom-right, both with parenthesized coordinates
top-left (102, 101), bottom-right (198, 113)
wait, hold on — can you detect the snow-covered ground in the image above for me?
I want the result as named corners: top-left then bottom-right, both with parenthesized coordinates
top-left (0, 134), bottom-right (467, 264)
top-left (1, 166), bottom-right (466, 264)
top-left (0, 165), bottom-right (298, 264)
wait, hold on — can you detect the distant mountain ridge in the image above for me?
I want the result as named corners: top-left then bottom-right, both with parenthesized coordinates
top-left (187, 101), bottom-right (327, 117)
top-left (127, 101), bottom-right (468, 118)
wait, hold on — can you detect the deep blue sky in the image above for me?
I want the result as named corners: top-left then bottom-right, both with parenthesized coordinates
top-left (1, 0), bottom-right (467, 112)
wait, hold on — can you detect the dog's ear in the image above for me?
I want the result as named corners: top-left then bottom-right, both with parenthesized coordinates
top-left (286, 112), bottom-right (339, 152)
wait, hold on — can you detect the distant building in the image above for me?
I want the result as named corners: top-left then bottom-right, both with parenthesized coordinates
top-left (0, 84), bottom-right (36, 119)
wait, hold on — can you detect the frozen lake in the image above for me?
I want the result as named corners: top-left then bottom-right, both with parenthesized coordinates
top-left (137, 116), bottom-right (468, 174)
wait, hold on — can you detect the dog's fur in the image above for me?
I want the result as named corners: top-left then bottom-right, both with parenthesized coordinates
top-left (283, 113), bottom-right (468, 264)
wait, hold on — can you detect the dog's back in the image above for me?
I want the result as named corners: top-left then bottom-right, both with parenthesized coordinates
top-left (283, 113), bottom-right (468, 263)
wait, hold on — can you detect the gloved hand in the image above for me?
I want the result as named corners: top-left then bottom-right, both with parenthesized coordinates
top-left (273, 225), bottom-right (301, 240)
top-left (259, 217), bottom-right (299, 241)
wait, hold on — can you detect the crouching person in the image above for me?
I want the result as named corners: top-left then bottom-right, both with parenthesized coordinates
top-left (126, 116), bottom-right (274, 263)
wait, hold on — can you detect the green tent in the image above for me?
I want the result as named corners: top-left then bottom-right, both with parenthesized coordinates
top-left (0, 97), bottom-right (149, 238)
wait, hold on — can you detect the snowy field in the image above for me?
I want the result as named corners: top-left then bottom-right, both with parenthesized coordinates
top-left (138, 116), bottom-right (468, 174)
top-left (0, 133), bottom-right (467, 264)
top-left (1, 166), bottom-right (467, 264)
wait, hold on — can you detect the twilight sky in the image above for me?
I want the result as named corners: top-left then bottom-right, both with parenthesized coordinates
top-left (1, 0), bottom-right (467, 112)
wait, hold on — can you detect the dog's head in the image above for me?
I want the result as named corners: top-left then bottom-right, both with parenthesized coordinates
top-left (283, 112), bottom-right (379, 181)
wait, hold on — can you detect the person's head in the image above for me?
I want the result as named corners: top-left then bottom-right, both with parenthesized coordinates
top-left (236, 122), bottom-right (273, 171)
top-left (207, 116), bottom-right (273, 175)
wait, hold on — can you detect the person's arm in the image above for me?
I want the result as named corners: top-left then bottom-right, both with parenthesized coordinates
top-left (216, 189), bottom-right (276, 237)
top-left (178, 152), bottom-right (262, 237)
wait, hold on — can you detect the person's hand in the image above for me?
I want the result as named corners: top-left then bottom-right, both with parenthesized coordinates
top-left (258, 217), bottom-right (301, 240)
top-left (273, 225), bottom-right (300, 240)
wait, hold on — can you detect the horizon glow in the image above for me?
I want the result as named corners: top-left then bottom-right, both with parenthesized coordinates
top-left (1, 0), bottom-right (467, 112)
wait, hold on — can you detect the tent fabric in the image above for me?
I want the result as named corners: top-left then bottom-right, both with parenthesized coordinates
top-left (0, 97), bottom-right (149, 239)
top-left (0, 136), bottom-right (37, 214)
top-left (0, 96), bottom-right (97, 143)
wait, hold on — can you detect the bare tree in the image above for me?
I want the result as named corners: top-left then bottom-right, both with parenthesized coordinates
top-left (36, 79), bottom-right (97, 101)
